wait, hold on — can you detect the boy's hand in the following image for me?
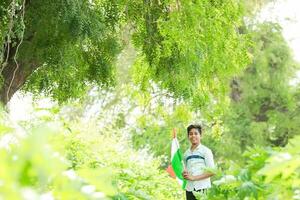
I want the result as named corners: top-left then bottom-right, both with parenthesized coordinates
top-left (182, 170), bottom-right (194, 181)
top-left (184, 174), bottom-right (194, 181)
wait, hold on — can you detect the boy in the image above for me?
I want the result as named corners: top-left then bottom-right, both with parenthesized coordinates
top-left (182, 124), bottom-right (215, 200)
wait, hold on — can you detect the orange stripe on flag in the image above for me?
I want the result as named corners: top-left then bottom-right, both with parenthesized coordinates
top-left (166, 165), bottom-right (176, 178)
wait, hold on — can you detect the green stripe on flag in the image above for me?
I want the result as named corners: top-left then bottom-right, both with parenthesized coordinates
top-left (171, 149), bottom-right (187, 189)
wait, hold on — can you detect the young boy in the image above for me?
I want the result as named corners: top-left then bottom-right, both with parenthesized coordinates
top-left (182, 124), bottom-right (215, 200)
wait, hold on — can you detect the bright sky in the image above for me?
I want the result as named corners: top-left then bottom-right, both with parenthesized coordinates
top-left (8, 0), bottom-right (300, 121)
top-left (258, 0), bottom-right (300, 61)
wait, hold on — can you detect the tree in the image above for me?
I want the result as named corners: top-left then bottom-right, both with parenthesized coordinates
top-left (1, 0), bottom-right (122, 104)
top-left (1, 0), bottom-right (250, 105)
top-left (218, 23), bottom-right (300, 159)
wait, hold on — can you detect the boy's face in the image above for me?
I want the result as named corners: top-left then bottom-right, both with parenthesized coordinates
top-left (188, 128), bottom-right (201, 145)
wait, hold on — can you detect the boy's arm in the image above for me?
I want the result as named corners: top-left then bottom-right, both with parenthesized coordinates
top-left (184, 172), bottom-right (214, 181)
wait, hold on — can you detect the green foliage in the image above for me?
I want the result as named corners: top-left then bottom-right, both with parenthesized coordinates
top-left (200, 136), bottom-right (300, 200)
top-left (258, 135), bottom-right (300, 199)
top-left (20, 0), bottom-right (122, 102)
top-left (130, 0), bottom-right (250, 108)
top-left (0, 0), bottom-right (9, 64)
top-left (1, 0), bottom-right (251, 106)
top-left (0, 0), bottom-right (124, 103)
top-left (1, 1), bottom-right (300, 200)
top-left (3, 113), bottom-right (297, 199)
top-left (0, 107), bottom-right (183, 199)
top-left (0, 124), bottom-right (87, 199)
top-left (216, 22), bottom-right (300, 160)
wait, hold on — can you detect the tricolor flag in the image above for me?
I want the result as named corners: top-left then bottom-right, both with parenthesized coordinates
top-left (168, 129), bottom-right (187, 189)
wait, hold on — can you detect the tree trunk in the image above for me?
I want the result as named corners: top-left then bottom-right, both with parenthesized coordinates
top-left (0, 0), bottom-right (36, 105)
top-left (0, 52), bottom-right (38, 105)
top-left (230, 78), bottom-right (242, 102)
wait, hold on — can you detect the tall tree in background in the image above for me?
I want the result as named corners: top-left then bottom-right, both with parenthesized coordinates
top-left (219, 23), bottom-right (300, 159)
top-left (0, 0), bottom-right (249, 105)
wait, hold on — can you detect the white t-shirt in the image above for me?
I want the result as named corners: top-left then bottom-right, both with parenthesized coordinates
top-left (184, 144), bottom-right (215, 191)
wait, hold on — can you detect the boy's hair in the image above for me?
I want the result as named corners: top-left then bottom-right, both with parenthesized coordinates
top-left (187, 124), bottom-right (202, 135)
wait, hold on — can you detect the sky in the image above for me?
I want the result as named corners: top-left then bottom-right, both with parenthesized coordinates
top-left (258, 0), bottom-right (300, 62)
top-left (7, 0), bottom-right (300, 122)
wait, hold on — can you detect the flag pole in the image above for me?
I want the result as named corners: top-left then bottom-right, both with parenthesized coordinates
top-left (172, 128), bottom-right (176, 138)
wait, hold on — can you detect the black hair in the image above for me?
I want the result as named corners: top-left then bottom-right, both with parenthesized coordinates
top-left (187, 124), bottom-right (202, 135)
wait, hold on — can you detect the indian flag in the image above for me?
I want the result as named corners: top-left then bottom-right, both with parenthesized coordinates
top-left (169, 129), bottom-right (187, 189)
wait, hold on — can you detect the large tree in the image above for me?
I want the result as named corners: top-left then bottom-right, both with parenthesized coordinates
top-left (0, 0), bottom-right (249, 105)
top-left (1, 0), bottom-right (122, 104)
top-left (218, 23), bottom-right (300, 159)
